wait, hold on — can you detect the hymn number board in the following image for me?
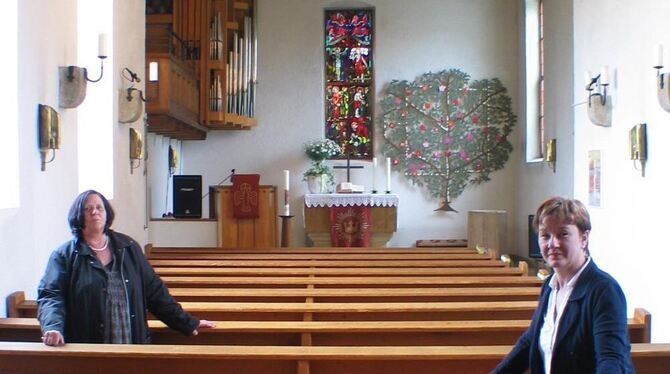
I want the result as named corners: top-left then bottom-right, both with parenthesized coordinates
top-left (325, 9), bottom-right (374, 160)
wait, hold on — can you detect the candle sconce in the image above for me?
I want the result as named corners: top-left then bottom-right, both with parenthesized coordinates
top-left (545, 138), bottom-right (556, 173)
top-left (584, 67), bottom-right (612, 127)
top-left (59, 34), bottom-right (108, 109)
top-left (652, 44), bottom-right (670, 112)
top-left (38, 104), bottom-right (60, 172)
top-left (129, 128), bottom-right (144, 174)
top-left (119, 68), bottom-right (146, 124)
top-left (629, 123), bottom-right (647, 177)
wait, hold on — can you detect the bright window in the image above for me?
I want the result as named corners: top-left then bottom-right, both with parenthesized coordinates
top-left (0, 0), bottom-right (19, 209)
top-left (77, 0), bottom-right (114, 197)
top-left (525, 0), bottom-right (545, 162)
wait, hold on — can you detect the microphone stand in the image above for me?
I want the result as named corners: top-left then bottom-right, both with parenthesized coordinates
top-left (201, 169), bottom-right (236, 199)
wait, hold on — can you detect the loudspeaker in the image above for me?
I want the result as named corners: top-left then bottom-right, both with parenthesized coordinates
top-left (528, 214), bottom-right (542, 258)
top-left (173, 175), bottom-right (202, 218)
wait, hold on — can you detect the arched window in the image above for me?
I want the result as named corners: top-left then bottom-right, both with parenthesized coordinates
top-left (525, 0), bottom-right (545, 162)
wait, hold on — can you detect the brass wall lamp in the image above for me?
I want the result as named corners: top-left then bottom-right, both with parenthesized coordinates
top-left (38, 104), bottom-right (60, 171)
top-left (545, 138), bottom-right (557, 173)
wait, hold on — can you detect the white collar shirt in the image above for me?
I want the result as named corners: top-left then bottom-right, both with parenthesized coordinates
top-left (539, 256), bottom-right (591, 374)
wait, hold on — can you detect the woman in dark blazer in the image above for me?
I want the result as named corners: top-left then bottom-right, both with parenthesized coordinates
top-left (492, 197), bottom-right (634, 373)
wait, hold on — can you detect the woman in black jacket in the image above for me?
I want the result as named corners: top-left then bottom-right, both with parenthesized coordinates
top-left (38, 190), bottom-right (214, 345)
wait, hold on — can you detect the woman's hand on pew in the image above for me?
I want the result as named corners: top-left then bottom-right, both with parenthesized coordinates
top-left (42, 330), bottom-right (65, 346)
top-left (191, 320), bottom-right (216, 336)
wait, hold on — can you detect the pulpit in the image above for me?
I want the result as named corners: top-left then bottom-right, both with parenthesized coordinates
top-left (303, 193), bottom-right (399, 247)
top-left (210, 185), bottom-right (278, 248)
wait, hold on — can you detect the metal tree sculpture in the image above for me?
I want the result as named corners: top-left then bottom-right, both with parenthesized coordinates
top-left (379, 69), bottom-right (516, 211)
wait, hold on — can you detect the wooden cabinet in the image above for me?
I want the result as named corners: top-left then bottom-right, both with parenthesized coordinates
top-left (145, 0), bottom-right (256, 140)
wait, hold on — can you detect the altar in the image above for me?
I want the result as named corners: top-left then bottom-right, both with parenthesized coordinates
top-left (303, 193), bottom-right (399, 247)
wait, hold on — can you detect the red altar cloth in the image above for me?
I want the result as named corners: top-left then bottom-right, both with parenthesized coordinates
top-left (329, 205), bottom-right (371, 247)
top-left (231, 174), bottom-right (260, 218)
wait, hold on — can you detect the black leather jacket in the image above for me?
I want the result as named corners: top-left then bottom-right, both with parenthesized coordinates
top-left (37, 230), bottom-right (198, 343)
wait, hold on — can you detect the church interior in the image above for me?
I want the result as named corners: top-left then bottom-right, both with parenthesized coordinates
top-left (1, 0), bottom-right (670, 370)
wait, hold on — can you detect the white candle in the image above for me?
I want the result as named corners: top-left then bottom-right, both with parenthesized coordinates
top-left (98, 33), bottom-right (108, 58)
top-left (284, 203), bottom-right (290, 216)
top-left (583, 71), bottom-right (592, 89)
top-left (654, 44), bottom-right (664, 68)
top-left (149, 61), bottom-right (158, 82)
top-left (371, 157), bottom-right (377, 192)
top-left (385, 157), bottom-right (391, 192)
top-left (283, 170), bottom-right (289, 191)
top-left (600, 66), bottom-right (609, 85)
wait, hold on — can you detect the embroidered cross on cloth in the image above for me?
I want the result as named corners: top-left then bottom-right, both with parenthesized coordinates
top-left (329, 205), bottom-right (371, 247)
top-left (231, 174), bottom-right (260, 218)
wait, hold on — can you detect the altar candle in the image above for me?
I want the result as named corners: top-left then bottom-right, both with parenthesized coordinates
top-left (371, 157), bottom-right (377, 192)
top-left (284, 203), bottom-right (290, 216)
top-left (98, 33), bottom-right (108, 58)
top-left (283, 170), bottom-right (289, 191)
top-left (654, 44), bottom-right (664, 68)
top-left (385, 157), bottom-right (391, 192)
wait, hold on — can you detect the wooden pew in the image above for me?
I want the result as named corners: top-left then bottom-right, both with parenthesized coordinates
top-left (0, 308), bottom-right (651, 346)
top-left (152, 266), bottom-right (526, 277)
top-left (160, 275), bottom-right (544, 289)
top-left (147, 252), bottom-right (495, 261)
top-left (0, 342), bottom-right (667, 374)
top-left (145, 245), bottom-right (476, 256)
top-left (148, 259), bottom-right (507, 268)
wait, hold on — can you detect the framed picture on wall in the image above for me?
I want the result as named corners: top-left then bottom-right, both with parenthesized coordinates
top-left (588, 150), bottom-right (602, 207)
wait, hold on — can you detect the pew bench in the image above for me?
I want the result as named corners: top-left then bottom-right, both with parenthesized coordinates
top-left (0, 342), bottom-right (667, 374)
top-left (145, 245), bottom-right (476, 256)
top-left (152, 266), bottom-right (526, 277)
top-left (0, 308), bottom-right (651, 346)
top-left (148, 258), bottom-right (508, 268)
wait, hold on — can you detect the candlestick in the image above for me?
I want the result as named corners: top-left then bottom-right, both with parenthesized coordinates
top-left (371, 157), bottom-right (377, 193)
top-left (98, 33), bottom-right (108, 58)
top-left (385, 157), bottom-right (391, 193)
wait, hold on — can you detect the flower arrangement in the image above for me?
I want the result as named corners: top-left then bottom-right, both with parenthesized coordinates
top-left (302, 139), bottom-right (341, 192)
top-left (304, 139), bottom-right (341, 162)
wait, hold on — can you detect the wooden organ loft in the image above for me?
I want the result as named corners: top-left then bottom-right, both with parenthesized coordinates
top-left (145, 0), bottom-right (257, 140)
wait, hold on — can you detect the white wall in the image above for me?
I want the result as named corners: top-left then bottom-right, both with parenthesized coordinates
top-left (178, 0), bottom-right (521, 249)
top-left (572, 0), bottom-right (670, 343)
top-left (0, 0), bottom-right (146, 317)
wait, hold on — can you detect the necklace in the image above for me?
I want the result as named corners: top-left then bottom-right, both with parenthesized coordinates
top-left (88, 235), bottom-right (108, 252)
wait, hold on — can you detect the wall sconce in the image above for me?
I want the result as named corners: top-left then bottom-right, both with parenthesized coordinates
top-left (545, 138), bottom-right (556, 173)
top-left (38, 104), bottom-right (60, 171)
top-left (652, 44), bottom-right (670, 112)
top-left (119, 68), bottom-right (146, 124)
top-left (168, 145), bottom-right (178, 175)
top-left (59, 34), bottom-right (108, 109)
top-left (584, 67), bottom-right (612, 127)
top-left (129, 128), bottom-right (144, 174)
top-left (629, 123), bottom-right (647, 177)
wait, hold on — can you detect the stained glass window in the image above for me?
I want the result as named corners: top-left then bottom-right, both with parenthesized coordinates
top-left (325, 9), bottom-right (373, 159)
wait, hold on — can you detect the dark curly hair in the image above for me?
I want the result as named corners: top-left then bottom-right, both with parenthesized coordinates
top-left (67, 190), bottom-right (115, 238)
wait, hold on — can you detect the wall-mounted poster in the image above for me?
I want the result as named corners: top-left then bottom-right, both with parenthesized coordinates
top-left (588, 150), bottom-right (602, 207)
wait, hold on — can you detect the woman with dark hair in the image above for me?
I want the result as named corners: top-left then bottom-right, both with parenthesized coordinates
top-left (492, 197), bottom-right (633, 373)
top-left (38, 190), bottom-right (214, 346)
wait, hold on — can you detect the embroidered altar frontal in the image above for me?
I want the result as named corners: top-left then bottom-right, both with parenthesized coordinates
top-left (304, 194), bottom-right (399, 247)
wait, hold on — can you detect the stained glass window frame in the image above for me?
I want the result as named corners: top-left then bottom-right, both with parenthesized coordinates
top-left (324, 8), bottom-right (374, 160)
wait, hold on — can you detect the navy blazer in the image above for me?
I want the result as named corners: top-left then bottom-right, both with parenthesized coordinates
top-left (492, 260), bottom-right (634, 373)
